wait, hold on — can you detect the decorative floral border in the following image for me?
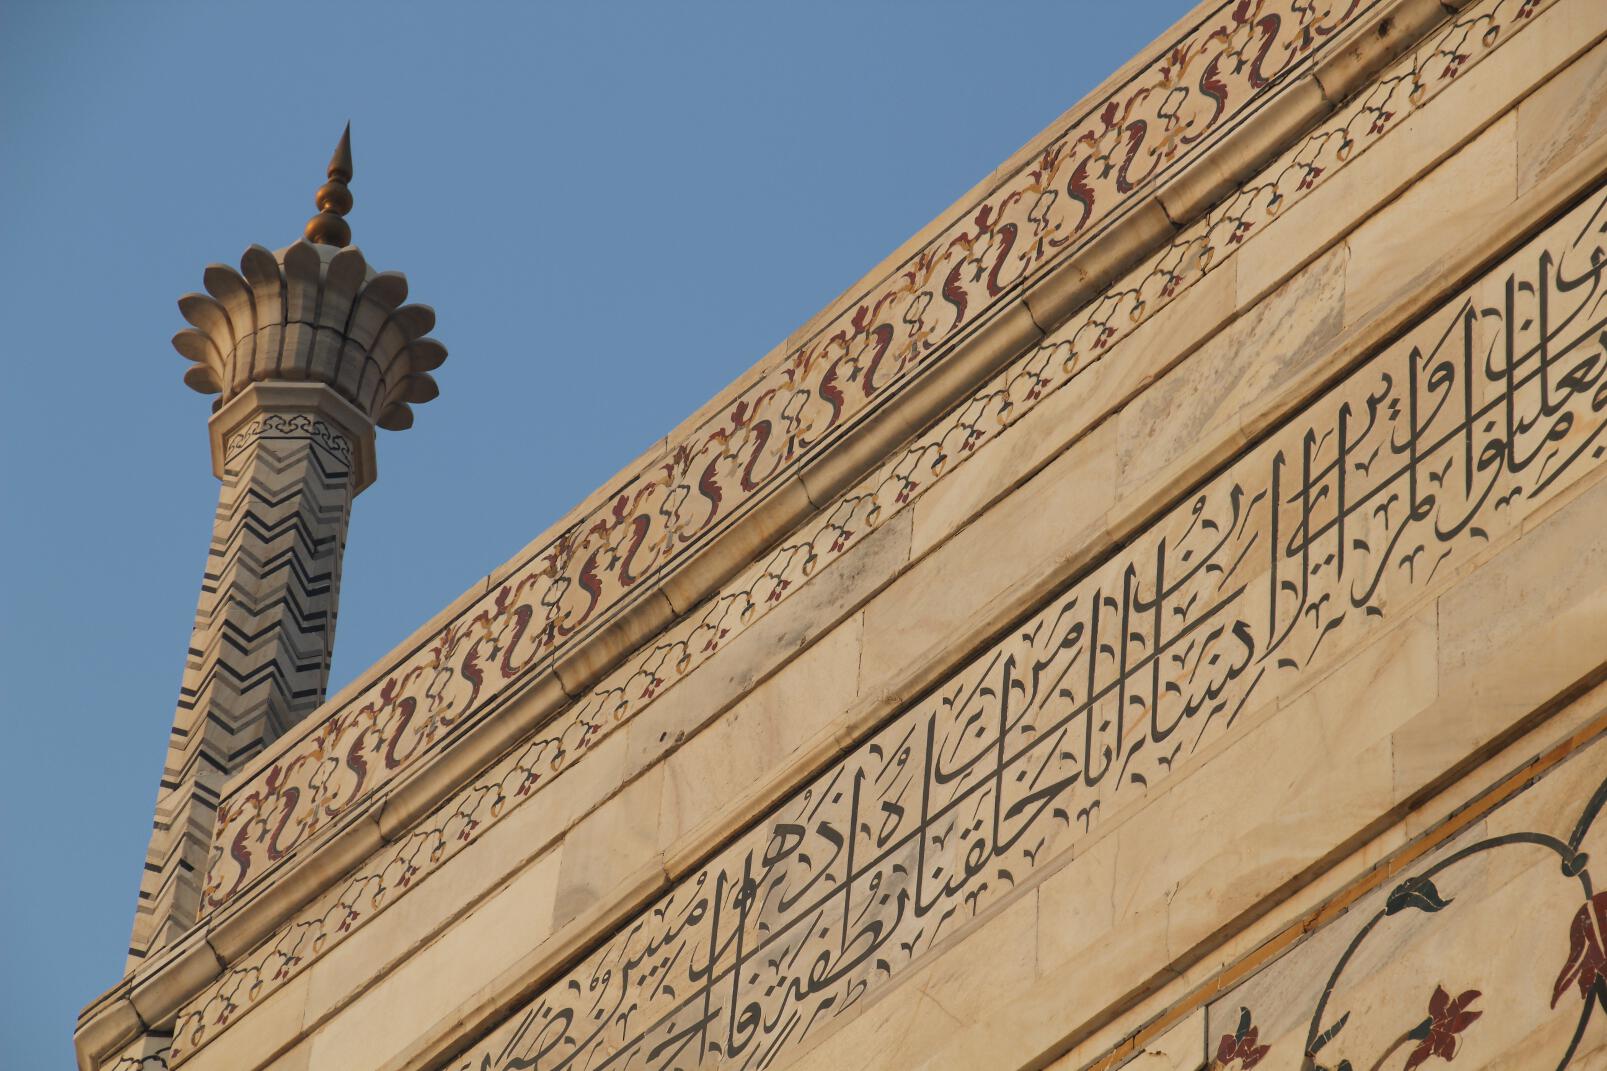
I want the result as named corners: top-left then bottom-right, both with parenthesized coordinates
top-left (165, 0), bottom-right (1560, 1060)
top-left (203, 0), bottom-right (1382, 911)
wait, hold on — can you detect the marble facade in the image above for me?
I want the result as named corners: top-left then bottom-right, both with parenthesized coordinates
top-left (76, 0), bottom-right (1607, 1068)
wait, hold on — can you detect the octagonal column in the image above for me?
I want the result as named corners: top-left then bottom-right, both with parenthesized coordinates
top-left (127, 130), bottom-right (447, 967)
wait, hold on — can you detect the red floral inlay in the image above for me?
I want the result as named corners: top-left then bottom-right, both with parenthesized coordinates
top-left (1404, 986), bottom-right (1482, 1070)
top-left (1552, 891), bottom-right (1607, 1008)
top-left (1213, 1007), bottom-right (1270, 1069)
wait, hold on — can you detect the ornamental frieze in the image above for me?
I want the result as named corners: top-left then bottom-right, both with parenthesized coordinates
top-left (202, 0), bottom-right (1386, 913)
top-left (168, 0), bottom-right (1554, 1057)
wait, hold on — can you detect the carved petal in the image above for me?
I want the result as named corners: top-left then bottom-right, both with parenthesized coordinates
top-left (405, 338), bottom-right (448, 372)
top-left (321, 247), bottom-right (368, 331)
top-left (177, 292), bottom-right (232, 342)
top-left (373, 305), bottom-right (436, 372)
top-left (203, 264), bottom-right (254, 327)
top-left (183, 364), bottom-right (222, 394)
top-left (392, 303), bottom-right (435, 337)
top-left (172, 328), bottom-right (221, 366)
top-left (362, 271), bottom-right (408, 309)
top-left (281, 241), bottom-right (324, 324)
top-left (403, 372), bottom-right (439, 404)
top-left (346, 272), bottom-right (407, 352)
top-left (377, 402), bottom-right (413, 431)
top-left (240, 245), bottom-right (283, 310)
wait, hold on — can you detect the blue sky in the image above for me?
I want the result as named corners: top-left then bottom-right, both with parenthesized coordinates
top-left (0, 1), bottom-right (1185, 1064)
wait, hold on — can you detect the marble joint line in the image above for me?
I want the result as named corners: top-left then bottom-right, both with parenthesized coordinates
top-left (202, 0), bottom-right (1390, 915)
top-left (165, 0), bottom-right (1555, 1058)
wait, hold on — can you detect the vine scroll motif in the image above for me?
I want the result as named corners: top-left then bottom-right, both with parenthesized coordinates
top-left (1200, 754), bottom-right (1607, 1071)
top-left (202, 0), bottom-right (1378, 913)
top-left (1313, 764), bottom-right (1606, 1071)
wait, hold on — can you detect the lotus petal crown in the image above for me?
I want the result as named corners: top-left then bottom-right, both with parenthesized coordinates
top-left (172, 240), bottom-right (446, 431)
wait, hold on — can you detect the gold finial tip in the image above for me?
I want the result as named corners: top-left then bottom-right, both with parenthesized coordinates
top-left (328, 122), bottom-right (352, 182)
top-left (305, 124), bottom-right (354, 247)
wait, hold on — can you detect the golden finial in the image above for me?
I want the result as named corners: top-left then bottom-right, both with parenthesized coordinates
top-left (304, 123), bottom-right (354, 247)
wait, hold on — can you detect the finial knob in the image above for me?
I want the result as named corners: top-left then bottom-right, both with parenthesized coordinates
top-left (304, 123), bottom-right (354, 247)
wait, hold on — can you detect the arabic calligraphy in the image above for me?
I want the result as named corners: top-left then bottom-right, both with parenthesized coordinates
top-left (445, 177), bottom-right (1607, 1071)
top-left (162, 0), bottom-right (1561, 1055)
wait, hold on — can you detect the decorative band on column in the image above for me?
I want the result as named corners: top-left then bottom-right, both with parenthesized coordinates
top-left (209, 381), bottom-right (376, 493)
top-left (223, 415), bottom-right (353, 466)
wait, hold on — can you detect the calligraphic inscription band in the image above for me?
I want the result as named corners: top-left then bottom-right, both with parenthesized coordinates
top-left (165, 0), bottom-right (1558, 1054)
top-left (204, 0), bottom-right (1380, 911)
top-left (444, 184), bottom-right (1607, 1071)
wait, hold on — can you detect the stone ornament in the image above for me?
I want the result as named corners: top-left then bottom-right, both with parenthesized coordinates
top-left (172, 124), bottom-right (445, 435)
top-left (171, 239), bottom-right (446, 436)
top-left (304, 122), bottom-right (355, 248)
top-left (200, 0), bottom-right (1396, 919)
top-left (126, 129), bottom-right (449, 970)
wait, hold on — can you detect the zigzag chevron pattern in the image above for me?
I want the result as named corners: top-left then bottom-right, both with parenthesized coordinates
top-left (126, 235), bottom-right (443, 969)
top-left (127, 420), bottom-right (354, 968)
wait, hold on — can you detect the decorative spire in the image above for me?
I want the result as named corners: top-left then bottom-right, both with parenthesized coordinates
top-left (304, 122), bottom-right (354, 247)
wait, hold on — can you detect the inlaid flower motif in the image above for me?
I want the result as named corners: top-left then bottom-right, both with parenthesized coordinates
top-left (1213, 1007), bottom-right (1270, 1069)
top-left (1552, 891), bottom-right (1607, 1008)
top-left (1403, 986), bottom-right (1481, 1070)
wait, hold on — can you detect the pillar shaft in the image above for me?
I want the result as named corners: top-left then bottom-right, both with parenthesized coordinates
top-left (129, 228), bottom-right (443, 967)
top-left (128, 386), bottom-right (370, 967)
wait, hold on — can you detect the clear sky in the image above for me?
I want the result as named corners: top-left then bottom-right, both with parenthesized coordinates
top-left (0, 1), bottom-right (1186, 1064)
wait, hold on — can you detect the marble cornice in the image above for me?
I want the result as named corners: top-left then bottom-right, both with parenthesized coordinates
top-left (206, 0), bottom-right (1442, 916)
top-left (75, 0), bottom-right (1489, 1065)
